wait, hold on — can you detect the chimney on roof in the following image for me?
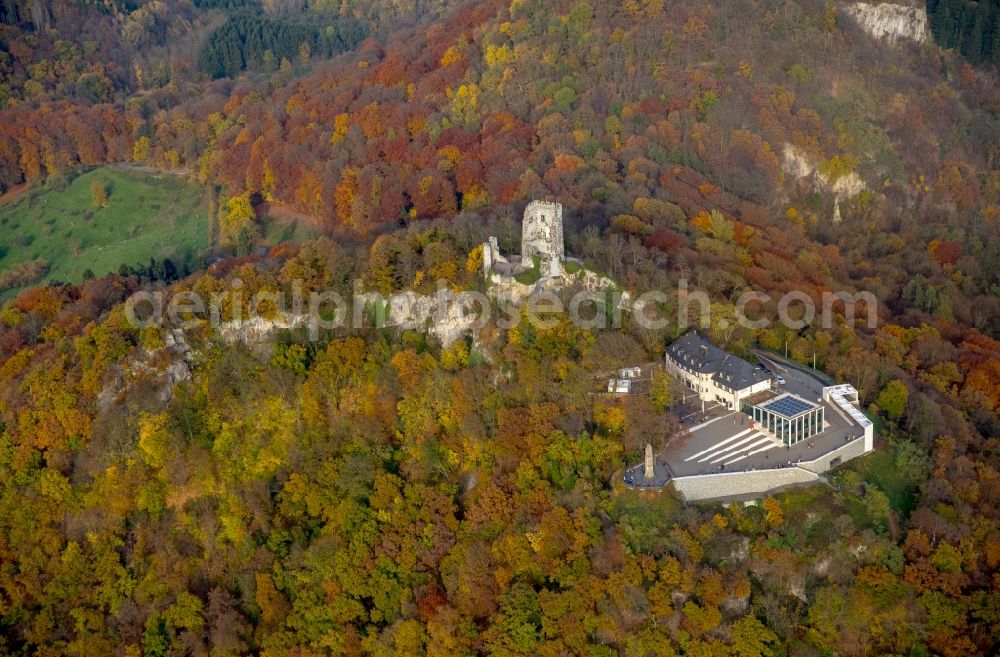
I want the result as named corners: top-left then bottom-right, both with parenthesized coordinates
top-left (699, 345), bottom-right (709, 360)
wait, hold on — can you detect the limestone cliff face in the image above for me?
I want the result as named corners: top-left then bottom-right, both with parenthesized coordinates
top-left (355, 289), bottom-right (485, 347)
top-left (843, 2), bottom-right (928, 43)
top-left (217, 315), bottom-right (307, 345)
top-left (97, 329), bottom-right (195, 409)
top-left (782, 144), bottom-right (868, 203)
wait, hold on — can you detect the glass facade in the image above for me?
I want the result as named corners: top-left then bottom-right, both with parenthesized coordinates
top-left (742, 394), bottom-right (824, 446)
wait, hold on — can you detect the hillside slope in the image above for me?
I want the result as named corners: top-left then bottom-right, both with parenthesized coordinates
top-left (0, 2), bottom-right (999, 655)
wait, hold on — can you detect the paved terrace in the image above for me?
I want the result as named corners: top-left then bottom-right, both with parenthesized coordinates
top-left (665, 358), bottom-right (865, 477)
top-left (665, 400), bottom-right (860, 477)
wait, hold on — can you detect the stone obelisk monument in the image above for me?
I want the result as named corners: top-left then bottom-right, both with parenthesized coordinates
top-left (644, 443), bottom-right (654, 480)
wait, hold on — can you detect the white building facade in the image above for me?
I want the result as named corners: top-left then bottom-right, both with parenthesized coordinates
top-left (665, 333), bottom-right (771, 409)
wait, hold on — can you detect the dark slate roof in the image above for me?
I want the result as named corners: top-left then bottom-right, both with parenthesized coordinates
top-left (666, 332), bottom-right (770, 392)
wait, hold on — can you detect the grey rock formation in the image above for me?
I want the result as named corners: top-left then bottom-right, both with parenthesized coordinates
top-left (843, 2), bottom-right (928, 43)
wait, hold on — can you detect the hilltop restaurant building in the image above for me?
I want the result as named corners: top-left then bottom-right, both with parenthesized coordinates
top-left (665, 332), bottom-right (772, 410)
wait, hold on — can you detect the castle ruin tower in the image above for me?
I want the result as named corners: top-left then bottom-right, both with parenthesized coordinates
top-left (520, 200), bottom-right (565, 267)
top-left (482, 243), bottom-right (493, 278)
top-left (481, 235), bottom-right (508, 280)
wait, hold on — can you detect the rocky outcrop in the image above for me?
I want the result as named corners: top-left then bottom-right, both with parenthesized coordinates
top-left (722, 593), bottom-right (750, 615)
top-left (813, 555), bottom-right (832, 576)
top-left (349, 264), bottom-right (630, 348)
top-left (789, 573), bottom-right (808, 602)
top-left (843, 2), bottom-right (928, 44)
top-left (216, 315), bottom-right (308, 346)
top-left (730, 536), bottom-right (751, 563)
top-left (356, 289), bottom-right (487, 347)
top-left (97, 329), bottom-right (196, 409)
top-left (486, 273), bottom-right (537, 305)
top-left (782, 144), bottom-right (868, 203)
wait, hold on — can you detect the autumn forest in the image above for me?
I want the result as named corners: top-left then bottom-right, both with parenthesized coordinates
top-left (0, 0), bottom-right (999, 656)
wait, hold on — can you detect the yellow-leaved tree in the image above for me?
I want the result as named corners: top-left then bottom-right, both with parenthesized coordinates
top-left (219, 192), bottom-right (256, 247)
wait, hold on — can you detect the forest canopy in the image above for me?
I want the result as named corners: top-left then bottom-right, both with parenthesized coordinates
top-left (197, 11), bottom-right (368, 78)
top-left (0, 0), bottom-right (999, 654)
top-left (927, 0), bottom-right (1000, 66)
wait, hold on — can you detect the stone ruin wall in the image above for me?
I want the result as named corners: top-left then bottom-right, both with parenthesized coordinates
top-left (520, 200), bottom-right (565, 265)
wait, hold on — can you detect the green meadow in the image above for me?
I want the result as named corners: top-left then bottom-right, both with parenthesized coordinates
top-left (0, 167), bottom-right (212, 295)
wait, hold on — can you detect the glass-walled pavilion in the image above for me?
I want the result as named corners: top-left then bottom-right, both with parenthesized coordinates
top-left (744, 393), bottom-right (824, 446)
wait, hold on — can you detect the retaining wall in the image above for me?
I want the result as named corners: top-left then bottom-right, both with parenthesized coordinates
top-left (796, 436), bottom-right (868, 475)
top-left (670, 435), bottom-right (871, 502)
top-left (671, 467), bottom-right (818, 502)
